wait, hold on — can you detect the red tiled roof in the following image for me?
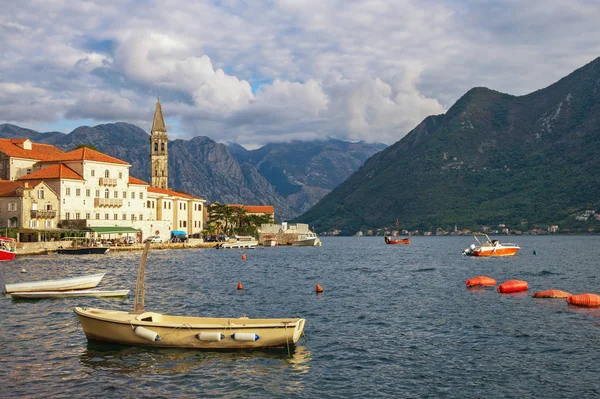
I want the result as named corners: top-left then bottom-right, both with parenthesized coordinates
top-left (0, 138), bottom-right (66, 160)
top-left (18, 164), bottom-right (84, 181)
top-left (46, 147), bottom-right (129, 165)
top-left (0, 180), bottom-right (24, 197)
top-left (129, 176), bottom-right (149, 185)
top-left (148, 186), bottom-right (200, 199)
top-left (228, 204), bottom-right (274, 214)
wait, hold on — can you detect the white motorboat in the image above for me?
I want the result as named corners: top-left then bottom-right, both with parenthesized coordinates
top-left (292, 232), bottom-right (322, 247)
top-left (5, 273), bottom-right (105, 294)
top-left (217, 236), bottom-right (258, 249)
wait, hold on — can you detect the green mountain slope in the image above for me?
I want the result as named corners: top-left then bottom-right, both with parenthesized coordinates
top-left (296, 57), bottom-right (600, 233)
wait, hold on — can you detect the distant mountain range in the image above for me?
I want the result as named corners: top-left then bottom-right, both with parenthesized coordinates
top-left (0, 123), bottom-right (386, 221)
top-left (296, 57), bottom-right (600, 233)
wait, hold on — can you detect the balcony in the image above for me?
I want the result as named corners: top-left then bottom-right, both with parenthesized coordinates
top-left (94, 198), bottom-right (123, 207)
top-left (99, 177), bottom-right (118, 186)
top-left (30, 210), bottom-right (57, 219)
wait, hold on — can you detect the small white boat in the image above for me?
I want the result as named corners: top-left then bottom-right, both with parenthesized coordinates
top-left (217, 236), bottom-right (258, 249)
top-left (10, 289), bottom-right (129, 299)
top-left (462, 233), bottom-right (520, 257)
top-left (5, 273), bottom-right (105, 294)
top-left (292, 232), bottom-right (322, 247)
top-left (264, 239), bottom-right (278, 247)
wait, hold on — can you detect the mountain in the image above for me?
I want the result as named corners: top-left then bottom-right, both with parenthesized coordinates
top-left (0, 123), bottom-right (385, 220)
top-left (295, 57), bottom-right (600, 233)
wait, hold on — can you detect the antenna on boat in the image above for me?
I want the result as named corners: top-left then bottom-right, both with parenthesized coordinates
top-left (134, 240), bottom-right (151, 313)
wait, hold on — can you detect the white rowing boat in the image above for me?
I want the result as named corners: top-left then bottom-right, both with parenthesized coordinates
top-left (10, 289), bottom-right (129, 299)
top-left (5, 273), bottom-right (105, 294)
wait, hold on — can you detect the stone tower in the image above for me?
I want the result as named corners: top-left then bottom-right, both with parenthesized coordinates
top-left (150, 98), bottom-right (168, 189)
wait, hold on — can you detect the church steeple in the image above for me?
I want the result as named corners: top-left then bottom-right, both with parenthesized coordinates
top-left (150, 98), bottom-right (169, 189)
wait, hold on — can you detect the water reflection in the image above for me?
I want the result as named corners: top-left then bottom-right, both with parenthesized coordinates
top-left (80, 342), bottom-right (312, 375)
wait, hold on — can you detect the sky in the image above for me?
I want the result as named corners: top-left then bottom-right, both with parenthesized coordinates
top-left (1, 0), bottom-right (599, 148)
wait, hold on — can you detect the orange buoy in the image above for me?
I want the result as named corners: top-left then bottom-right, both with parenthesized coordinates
top-left (241, 253), bottom-right (247, 260)
top-left (465, 276), bottom-right (497, 287)
top-left (497, 280), bottom-right (528, 293)
top-left (567, 293), bottom-right (600, 307)
top-left (315, 283), bottom-right (323, 293)
top-left (237, 281), bottom-right (243, 290)
top-left (532, 290), bottom-right (572, 298)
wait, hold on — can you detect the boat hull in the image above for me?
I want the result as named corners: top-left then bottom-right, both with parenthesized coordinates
top-left (56, 247), bottom-right (110, 255)
top-left (217, 241), bottom-right (258, 249)
top-left (467, 247), bottom-right (520, 257)
top-left (292, 238), bottom-right (321, 246)
top-left (74, 307), bottom-right (306, 349)
top-left (5, 273), bottom-right (105, 293)
top-left (0, 249), bottom-right (16, 261)
top-left (10, 289), bottom-right (129, 299)
top-left (384, 237), bottom-right (410, 245)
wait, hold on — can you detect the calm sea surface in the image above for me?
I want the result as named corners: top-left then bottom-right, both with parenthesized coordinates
top-left (2, 236), bottom-right (600, 398)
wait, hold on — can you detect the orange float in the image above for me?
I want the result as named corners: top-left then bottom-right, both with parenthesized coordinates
top-left (497, 280), bottom-right (528, 293)
top-left (237, 281), bottom-right (243, 290)
top-left (567, 293), bottom-right (600, 307)
top-left (532, 290), bottom-right (572, 298)
top-left (465, 276), bottom-right (497, 287)
top-left (315, 283), bottom-right (324, 293)
top-left (241, 253), bottom-right (247, 260)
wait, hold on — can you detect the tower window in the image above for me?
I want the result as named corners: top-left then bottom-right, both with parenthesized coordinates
top-left (154, 143), bottom-right (158, 152)
top-left (161, 143), bottom-right (165, 151)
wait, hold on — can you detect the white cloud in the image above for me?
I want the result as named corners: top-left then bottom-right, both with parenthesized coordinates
top-left (0, 0), bottom-right (599, 146)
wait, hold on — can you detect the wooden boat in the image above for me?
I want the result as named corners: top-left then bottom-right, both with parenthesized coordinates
top-left (74, 241), bottom-right (306, 350)
top-left (217, 236), bottom-right (258, 249)
top-left (462, 233), bottom-right (520, 257)
top-left (5, 273), bottom-right (105, 293)
top-left (10, 289), bottom-right (129, 299)
top-left (384, 236), bottom-right (410, 245)
top-left (0, 236), bottom-right (17, 261)
top-left (292, 232), bottom-right (322, 247)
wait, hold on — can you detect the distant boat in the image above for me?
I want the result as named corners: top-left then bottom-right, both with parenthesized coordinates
top-left (384, 219), bottom-right (410, 245)
top-left (217, 236), bottom-right (258, 249)
top-left (264, 239), bottom-right (278, 247)
top-left (292, 232), bottom-right (322, 247)
top-left (462, 233), bottom-right (520, 257)
top-left (384, 236), bottom-right (410, 245)
top-left (10, 289), bottom-right (129, 299)
top-left (0, 236), bottom-right (17, 261)
top-left (5, 273), bottom-right (105, 293)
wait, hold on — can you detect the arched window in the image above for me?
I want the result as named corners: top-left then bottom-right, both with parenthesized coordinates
top-left (104, 170), bottom-right (110, 178)
top-left (104, 188), bottom-right (110, 199)
top-left (154, 143), bottom-right (158, 152)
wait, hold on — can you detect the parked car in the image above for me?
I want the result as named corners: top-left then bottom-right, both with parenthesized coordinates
top-left (147, 236), bottom-right (163, 243)
top-left (120, 236), bottom-right (138, 245)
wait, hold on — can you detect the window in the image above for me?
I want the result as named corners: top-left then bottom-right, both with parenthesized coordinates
top-left (179, 221), bottom-right (182, 228)
top-left (86, 189), bottom-right (91, 197)
top-left (179, 203), bottom-right (182, 210)
top-left (161, 143), bottom-right (165, 151)
top-left (114, 191), bottom-right (118, 198)
top-left (95, 213), bottom-right (100, 219)
top-left (65, 212), bottom-right (70, 220)
top-left (123, 191), bottom-right (127, 198)
top-left (139, 192), bottom-right (143, 199)
top-left (119, 172), bottom-right (123, 179)
top-left (30, 220), bottom-right (37, 228)
top-left (91, 170), bottom-right (95, 177)
top-left (122, 214), bottom-right (127, 220)
top-left (169, 202), bottom-right (171, 209)
top-left (27, 168), bottom-right (32, 175)
top-left (105, 214), bottom-right (109, 220)
top-left (95, 190), bottom-right (100, 198)
top-left (104, 189), bottom-right (109, 199)
top-left (86, 213), bottom-right (90, 219)
top-left (183, 221), bottom-right (187, 228)
top-left (75, 213), bottom-right (80, 219)
top-left (163, 202), bottom-right (166, 209)
top-left (8, 203), bottom-right (17, 211)
top-left (76, 188), bottom-right (81, 196)
top-left (46, 204), bottom-right (52, 211)
top-left (130, 191), bottom-right (134, 198)
top-left (139, 214), bottom-right (143, 221)
top-left (45, 220), bottom-right (53, 228)
top-left (104, 170), bottom-right (110, 178)
top-left (65, 187), bottom-right (71, 196)
top-left (131, 214), bottom-right (136, 220)
top-left (114, 214), bottom-right (118, 220)
top-left (38, 189), bottom-right (44, 199)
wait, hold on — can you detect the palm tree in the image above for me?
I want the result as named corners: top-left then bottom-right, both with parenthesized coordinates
top-left (233, 206), bottom-right (248, 233)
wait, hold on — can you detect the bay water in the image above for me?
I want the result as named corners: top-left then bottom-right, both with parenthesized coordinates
top-left (1, 236), bottom-right (600, 398)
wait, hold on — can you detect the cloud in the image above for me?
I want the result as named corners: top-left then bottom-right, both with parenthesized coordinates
top-left (0, 0), bottom-right (599, 146)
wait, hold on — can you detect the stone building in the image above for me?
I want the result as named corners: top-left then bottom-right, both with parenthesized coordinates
top-left (150, 98), bottom-right (169, 189)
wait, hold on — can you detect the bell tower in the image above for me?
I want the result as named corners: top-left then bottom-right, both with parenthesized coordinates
top-left (150, 98), bottom-right (168, 189)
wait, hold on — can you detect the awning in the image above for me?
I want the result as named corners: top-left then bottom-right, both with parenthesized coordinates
top-left (86, 226), bottom-right (141, 234)
top-left (171, 230), bottom-right (187, 235)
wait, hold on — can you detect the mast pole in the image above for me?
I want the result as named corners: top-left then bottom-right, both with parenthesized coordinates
top-left (134, 240), bottom-right (151, 313)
